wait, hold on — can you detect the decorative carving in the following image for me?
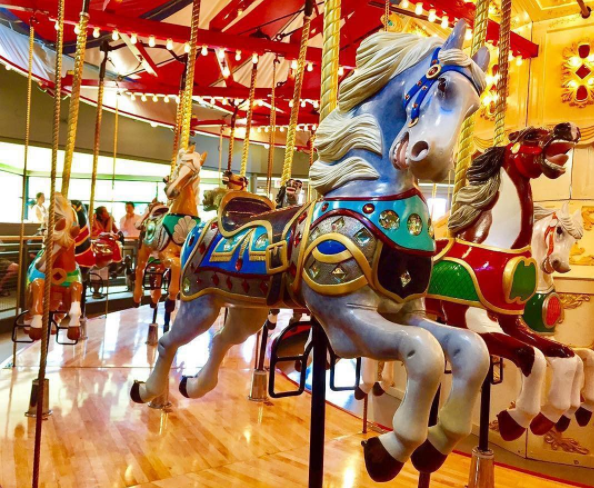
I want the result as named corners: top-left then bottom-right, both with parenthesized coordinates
top-left (544, 427), bottom-right (590, 455)
top-left (569, 243), bottom-right (594, 266)
top-left (558, 293), bottom-right (590, 324)
top-left (561, 39), bottom-right (594, 108)
top-left (581, 206), bottom-right (594, 231)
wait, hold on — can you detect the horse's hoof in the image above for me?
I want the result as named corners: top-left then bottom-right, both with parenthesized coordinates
top-left (497, 410), bottom-right (526, 441)
top-left (372, 382), bottom-right (385, 397)
top-left (294, 360), bottom-right (302, 373)
top-left (67, 327), bottom-right (81, 341)
top-left (361, 437), bottom-right (404, 482)
top-left (575, 407), bottom-right (593, 427)
top-left (130, 380), bottom-right (146, 404)
top-left (530, 413), bottom-right (556, 436)
top-left (29, 328), bottom-right (42, 341)
top-left (179, 376), bottom-right (190, 399)
top-left (132, 301), bottom-right (141, 309)
top-left (165, 299), bottom-right (176, 314)
top-left (149, 301), bottom-right (157, 309)
top-left (354, 386), bottom-right (368, 401)
top-left (556, 415), bottom-right (572, 433)
top-left (411, 439), bottom-right (448, 473)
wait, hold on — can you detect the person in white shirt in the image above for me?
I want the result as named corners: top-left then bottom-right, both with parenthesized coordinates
top-left (31, 192), bottom-right (48, 226)
top-left (119, 202), bottom-right (142, 238)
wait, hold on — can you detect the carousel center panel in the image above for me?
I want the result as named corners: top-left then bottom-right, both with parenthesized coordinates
top-left (0, 306), bottom-right (580, 487)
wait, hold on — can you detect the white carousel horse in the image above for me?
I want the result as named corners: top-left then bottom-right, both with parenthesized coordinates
top-left (131, 22), bottom-right (491, 482)
top-left (527, 203), bottom-right (594, 430)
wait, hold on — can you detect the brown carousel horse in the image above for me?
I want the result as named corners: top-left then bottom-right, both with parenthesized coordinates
top-left (423, 123), bottom-right (582, 457)
top-left (25, 193), bottom-right (83, 341)
top-left (133, 146), bottom-right (206, 313)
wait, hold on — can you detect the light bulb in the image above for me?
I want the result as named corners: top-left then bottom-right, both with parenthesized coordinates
top-left (235, 50), bottom-right (241, 61)
top-left (589, 78), bottom-right (594, 86)
top-left (152, 94), bottom-right (158, 102)
top-left (415, 3), bottom-right (423, 15)
top-left (93, 27), bottom-right (100, 38)
top-left (74, 24), bottom-right (81, 35)
top-left (166, 38), bottom-right (173, 50)
top-left (222, 66), bottom-right (231, 78)
top-left (148, 35), bottom-right (156, 48)
top-left (291, 60), bottom-right (298, 70)
top-left (201, 46), bottom-right (208, 56)
top-left (338, 66), bottom-right (344, 76)
top-left (222, 98), bottom-right (228, 105)
top-left (307, 62), bottom-right (313, 72)
top-left (130, 94), bottom-right (136, 101)
top-left (257, 126), bottom-right (262, 133)
top-left (312, 124), bottom-right (317, 131)
top-left (4, 64), bottom-right (10, 71)
top-left (300, 100), bottom-right (306, 108)
top-left (279, 126), bottom-right (285, 132)
top-left (515, 56), bottom-right (523, 66)
top-left (252, 53), bottom-right (259, 64)
top-left (164, 95), bottom-right (170, 103)
top-left (130, 33), bottom-right (137, 45)
top-left (465, 29), bottom-right (472, 41)
top-left (175, 96), bottom-right (180, 103)
top-left (150, 122), bottom-right (158, 128)
top-left (112, 30), bottom-right (120, 41)
top-left (184, 42), bottom-right (190, 53)
top-left (217, 49), bottom-right (226, 60)
top-left (141, 94), bottom-right (147, 102)
top-left (570, 56), bottom-right (581, 68)
top-left (54, 20), bottom-right (59, 30)
top-left (289, 99), bottom-right (294, 108)
top-left (257, 99), bottom-right (264, 107)
top-left (568, 80), bottom-right (578, 88)
top-left (401, 0), bottom-right (410, 8)
top-left (313, 100), bottom-right (319, 109)
top-left (441, 15), bottom-right (449, 28)
top-left (428, 9), bottom-right (436, 22)
top-left (264, 126), bottom-right (269, 133)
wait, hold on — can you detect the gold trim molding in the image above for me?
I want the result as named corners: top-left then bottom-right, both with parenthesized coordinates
top-left (544, 428), bottom-right (590, 456)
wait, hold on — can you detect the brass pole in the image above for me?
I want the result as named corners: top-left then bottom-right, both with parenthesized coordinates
top-left (493, 0), bottom-right (512, 147)
top-left (266, 59), bottom-right (278, 198)
top-left (240, 59), bottom-right (259, 177)
top-left (319, 0), bottom-right (341, 121)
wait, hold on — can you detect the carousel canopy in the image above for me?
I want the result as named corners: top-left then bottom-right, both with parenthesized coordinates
top-left (0, 0), bottom-right (542, 150)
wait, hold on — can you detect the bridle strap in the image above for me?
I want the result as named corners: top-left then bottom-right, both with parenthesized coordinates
top-left (542, 213), bottom-right (558, 273)
top-left (403, 47), bottom-right (482, 128)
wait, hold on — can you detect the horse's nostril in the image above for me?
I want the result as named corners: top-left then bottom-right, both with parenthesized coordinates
top-left (410, 140), bottom-right (429, 160)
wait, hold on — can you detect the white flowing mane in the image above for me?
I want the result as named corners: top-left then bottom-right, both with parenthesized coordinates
top-left (534, 204), bottom-right (583, 240)
top-left (310, 31), bottom-right (487, 195)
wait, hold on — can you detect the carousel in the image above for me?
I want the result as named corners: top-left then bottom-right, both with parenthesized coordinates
top-left (0, 0), bottom-right (592, 486)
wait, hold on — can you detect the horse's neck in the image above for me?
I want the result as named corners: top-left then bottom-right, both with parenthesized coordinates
top-left (479, 164), bottom-right (533, 250)
top-left (169, 185), bottom-right (198, 217)
top-left (532, 219), bottom-right (555, 292)
top-left (53, 244), bottom-right (78, 272)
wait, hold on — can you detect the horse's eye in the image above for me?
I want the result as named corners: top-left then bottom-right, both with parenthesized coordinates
top-left (556, 226), bottom-right (564, 236)
top-left (525, 131), bottom-right (539, 140)
top-left (437, 77), bottom-right (447, 93)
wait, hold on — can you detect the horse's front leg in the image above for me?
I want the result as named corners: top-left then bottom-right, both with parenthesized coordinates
top-left (575, 348), bottom-right (594, 426)
top-left (133, 245), bottom-right (151, 306)
top-left (356, 358), bottom-right (380, 400)
top-left (556, 355), bottom-right (585, 432)
top-left (67, 281), bottom-right (83, 340)
top-left (303, 285), bottom-right (444, 483)
top-left (28, 279), bottom-right (45, 341)
top-left (403, 301), bottom-right (490, 474)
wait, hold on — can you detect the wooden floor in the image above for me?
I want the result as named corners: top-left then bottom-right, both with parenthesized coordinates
top-left (0, 307), bottom-right (578, 487)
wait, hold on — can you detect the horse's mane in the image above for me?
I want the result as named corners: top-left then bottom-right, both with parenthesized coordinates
top-left (448, 146), bottom-right (506, 235)
top-left (534, 204), bottom-right (584, 240)
top-left (52, 193), bottom-right (77, 249)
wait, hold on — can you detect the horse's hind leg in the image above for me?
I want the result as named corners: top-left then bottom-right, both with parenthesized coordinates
top-left (133, 245), bottom-right (151, 306)
top-left (303, 286), bottom-right (444, 483)
top-left (356, 358), bottom-right (379, 399)
top-left (406, 308), bottom-right (489, 474)
top-left (556, 356), bottom-right (585, 432)
top-left (131, 295), bottom-right (221, 403)
top-left (575, 349), bottom-right (594, 426)
top-left (182, 307), bottom-right (268, 399)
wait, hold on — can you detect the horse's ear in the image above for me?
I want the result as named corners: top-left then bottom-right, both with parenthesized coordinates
top-left (472, 46), bottom-right (490, 72)
top-left (508, 130), bottom-right (519, 142)
top-left (561, 201), bottom-right (570, 215)
top-left (443, 20), bottom-right (467, 51)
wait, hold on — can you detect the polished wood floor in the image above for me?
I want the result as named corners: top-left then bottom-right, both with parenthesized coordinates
top-left (0, 307), bottom-right (578, 487)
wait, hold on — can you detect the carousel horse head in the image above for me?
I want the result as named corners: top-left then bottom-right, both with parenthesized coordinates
top-left (275, 178), bottom-right (303, 208)
top-left (533, 202), bottom-right (583, 275)
top-left (507, 122), bottom-right (580, 180)
top-left (164, 146), bottom-right (207, 200)
top-left (311, 20), bottom-right (489, 195)
top-left (52, 192), bottom-right (79, 252)
top-left (221, 170), bottom-right (248, 191)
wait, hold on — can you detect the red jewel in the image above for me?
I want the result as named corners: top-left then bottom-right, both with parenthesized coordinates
top-left (242, 280), bottom-right (250, 293)
top-left (226, 276), bottom-right (233, 290)
top-left (546, 295), bottom-right (562, 327)
top-left (299, 212), bottom-right (307, 223)
top-left (210, 222), bottom-right (218, 230)
top-left (235, 258), bottom-right (243, 271)
top-left (211, 273), bottom-right (219, 286)
top-left (259, 281), bottom-right (269, 294)
top-left (321, 202), bottom-right (329, 212)
top-left (289, 263), bottom-right (297, 277)
top-left (294, 232), bottom-right (302, 247)
top-left (199, 243), bottom-right (205, 254)
top-left (363, 204), bottom-right (375, 214)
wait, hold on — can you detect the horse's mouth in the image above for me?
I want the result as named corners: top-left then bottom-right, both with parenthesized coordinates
top-left (544, 140), bottom-right (575, 170)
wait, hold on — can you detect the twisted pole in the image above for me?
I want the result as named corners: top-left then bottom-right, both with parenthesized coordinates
top-left (319, 0), bottom-right (341, 121)
top-left (61, 0), bottom-right (91, 197)
top-left (450, 0), bottom-right (491, 217)
top-left (240, 58), bottom-right (259, 177)
top-left (493, 0), bottom-right (512, 147)
top-left (266, 59), bottom-right (278, 198)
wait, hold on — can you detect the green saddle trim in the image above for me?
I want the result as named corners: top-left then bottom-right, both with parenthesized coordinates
top-left (428, 260), bottom-right (480, 304)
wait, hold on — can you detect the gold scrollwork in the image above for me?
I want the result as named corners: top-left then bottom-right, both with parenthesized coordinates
top-left (544, 428), bottom-right (590, 456)
top-left (581, 206), bottom-right (594, 231)
top-left (569, 243), bottom-right (594, 266)
top-left (561, 39), bottom-right (594, 108)
top-left (558, 293), bottom-right (591, 323)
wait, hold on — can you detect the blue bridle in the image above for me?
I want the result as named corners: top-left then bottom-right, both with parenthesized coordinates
top-left (403, 47), bottom-right (483, 128)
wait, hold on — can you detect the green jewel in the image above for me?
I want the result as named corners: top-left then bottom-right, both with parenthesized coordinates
top-left (182, 277), bottom-right (191, 293)
top-left (354, 228), bottom-right (372, 246)
top-left (400, 271), bottom-right (411, 287)
top-left (308, 262), bottom-right (321, 279)
top-left (332, 265), bottom-right (347, 283)
top-left (310, 227), bottom-right (321, 242)
top-left (331, 217), bottom-right (345, 232)
top-left (255, 234), bottom-right (268, 250)
top-left (379, 210), bottom-right (400, 230)
top-left (407, 214), bottom-right (423, 236)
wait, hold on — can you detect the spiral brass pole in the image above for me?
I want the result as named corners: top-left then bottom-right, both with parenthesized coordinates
top-left (240, 59), bottom-right (259, 177)
top-left (89, 45), bottom-right (109, 223)
top-left (170, 90), bottom-right (184, 175)
top-left (307, 133), bottom-right (316, 201)
top-left (493, 0), bottom-right (512, 147)
top-left (450, 0), bottom-right (491, 218)
top-left (266, 59), bottom-right (278, 198)
top-left (384, 0), bottom-right (391, 31)
top-left (61, 0), bottom-right (91, 197)
top-left (16, 22), bottom-right (35, 319)
top-left (105, 93), bottom-right (119, 318)
top-left (319, 0), bottom-right (341, 121)
top-left (218, 125), bottom-right (224, 186)
top-left (280, 14), bottom-right (312, 186)
top-left (32, 1), bottom-right (65, 486)
top-left (227, 110), bottom-right (237, 171)
top-left (178, 0), bottom-right (202, 154)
